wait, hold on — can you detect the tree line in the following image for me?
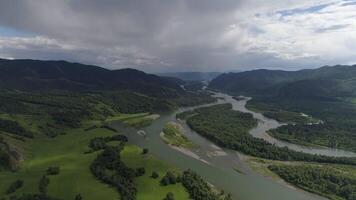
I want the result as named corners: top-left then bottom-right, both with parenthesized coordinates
top-left (181, 104), bottom-right (356, 166)
top-left (269, 165), bottom-right (356, 200)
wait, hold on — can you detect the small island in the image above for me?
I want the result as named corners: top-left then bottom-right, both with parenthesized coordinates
top-left (161, 122), bottom-right (196, 149)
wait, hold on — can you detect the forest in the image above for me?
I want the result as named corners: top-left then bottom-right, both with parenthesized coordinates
top-left (210, 65), bottom-right (356, 152)
top-left (269, 164), bottom-right (356, 200)
top-left (181, 104), bottom-right (356, 165)
top-left (181, 170), bottom-right (232, 200)
top-left (249, 96), bottom-right (356, 152)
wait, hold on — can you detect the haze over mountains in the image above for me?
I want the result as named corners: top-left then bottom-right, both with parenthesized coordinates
top-left (158, 72), bottom-right (221, 81)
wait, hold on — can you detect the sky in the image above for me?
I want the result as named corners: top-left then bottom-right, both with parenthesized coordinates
top-left (0, 0), bottom-right (356, 73)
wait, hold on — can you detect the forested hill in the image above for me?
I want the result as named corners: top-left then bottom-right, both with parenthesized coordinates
top-left (0, 59), bottom-right (183, 98)
top-left (209, 65), bottom-right (356, 99)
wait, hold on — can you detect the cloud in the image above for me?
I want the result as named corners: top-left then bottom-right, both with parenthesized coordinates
top-left (0, 0), bottom-right (355, 72)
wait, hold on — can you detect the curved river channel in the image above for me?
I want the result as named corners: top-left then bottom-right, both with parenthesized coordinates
top-left (111, 92), bottom-right (356, 200)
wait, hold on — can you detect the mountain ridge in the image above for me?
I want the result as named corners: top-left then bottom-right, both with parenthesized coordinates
top-left (0, 59), bottom-right (183, 98)
top-left (209, 64), bottom-right (356, 99)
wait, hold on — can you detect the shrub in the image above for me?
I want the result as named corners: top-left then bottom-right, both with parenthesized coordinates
top-left (142, 148), bottom-right (149, 155)
top-left (151, 171), bottom-right (159, 179)
top-left (163, 192), bottom-right (175, 200)
top-left (6, 180), bottom-right (24, 194)
top-left (46, 166), bottom-right (60, 175)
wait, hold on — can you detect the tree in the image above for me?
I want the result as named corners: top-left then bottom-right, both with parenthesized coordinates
top-left (75, 194), bottom-right (83, 200)
top-left (151, 171), bottom-right (159, 179)
top-left (46, 166), bottom-right (60, 175)
top-left (160, 171), bottom-right (177, 186)
top-left (142, 148), bottom-right (149, 155)
top-left (135, 167), bottom-right (145, 177)
top-left (39, 175), bottom-right (50, 194)
top-left (164, 192), bottom-right (175, 200)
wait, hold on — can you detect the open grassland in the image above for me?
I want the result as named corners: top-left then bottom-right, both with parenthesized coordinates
top-left (106, 113), bottom-right (159, 128)
top-left (0, 127), bottom-right (118, 200)
top-left (0, 121), bottom-right (189, 200)
top-left (121, 145), bottom-right (190, 200)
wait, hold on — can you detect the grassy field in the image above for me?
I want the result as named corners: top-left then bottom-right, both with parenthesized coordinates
top-left (106, 113), bottom-right (158, 128)
top-left (0, 127), bottom-right (118, 200)
top-left (0, 120), bottom-right (189, 200)
top-left (161, 122), bottom-right (196, 148)
top-left (121, 145), bottom-right (190, 200)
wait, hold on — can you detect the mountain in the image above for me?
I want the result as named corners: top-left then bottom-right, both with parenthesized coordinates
top-left (209, 65), bottom-right (356, 99)
top-left (158, 72), bottom-right (221, 81)
top-left (0, 59), bottom-right (183, 98)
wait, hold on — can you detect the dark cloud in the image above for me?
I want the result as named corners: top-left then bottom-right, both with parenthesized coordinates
top-left (0, 0), bottom-right (355, 72)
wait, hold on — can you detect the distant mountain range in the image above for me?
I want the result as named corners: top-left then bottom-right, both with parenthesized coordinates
top-left (0, 59), bottom-right (183, 98)
top-left (158, 72), bottom-right (221, 81)
top-left (209, 65), bottom-right (356, 99)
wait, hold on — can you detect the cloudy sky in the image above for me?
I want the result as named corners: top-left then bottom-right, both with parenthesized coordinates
top-left (0, 0), bottom-right (356, 72)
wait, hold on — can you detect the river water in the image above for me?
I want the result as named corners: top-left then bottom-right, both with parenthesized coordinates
top-left (110, 92), bottom-right (356, 200)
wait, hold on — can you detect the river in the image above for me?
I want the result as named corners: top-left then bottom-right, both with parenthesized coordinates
top-left (110, 92), bottom-right (356, 200)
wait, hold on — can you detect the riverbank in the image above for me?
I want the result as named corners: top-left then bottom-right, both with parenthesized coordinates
top-left (160, 121), bottom-right (196, 148)
top-left (213, 92), bottom-right (356, 157)
top-left (109, 92), bottom-right (330, 200)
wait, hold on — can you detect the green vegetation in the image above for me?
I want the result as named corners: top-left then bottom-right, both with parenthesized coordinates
top-left (244, 157), bottom-right (281, 179)
top-left (181, 170), bottom-right (232, 200)
top-left (0, 59), bottom-right (222, 200)
top-left (106, 113), bottom-right (158, 128)
top-left (269, 124), bottom-right (356, 150)
top-left (181, 104), bottom-right (356, 165)
top-left (0, 119), bottom-right (33, 138)
top-left (269, 164), bottom-right (356, 200)
top-left (210, 65), bottom-right (356, 153)
top-left (161, 122), bottom-right (196, 148)
top-left (249, 97), bottom-right (356, 152)
top-left (262, 110), bottom-right (319, 125)
top-left (6, 179), bottom-right (23, 194)
top-left (176, 110), bottom-right (197, 120)
top-left (0, 127), bottom-right (120, 200)
top-left (46, 166), bottom-right (60, 176)
top-left (121, 145), bottom-right (190, 200)
top-left (0, 125), bottom-right (193, 200)
top-left (91, 145), bottom-right (137, 200)
top-left (160, 171), bottom-right (179, 186)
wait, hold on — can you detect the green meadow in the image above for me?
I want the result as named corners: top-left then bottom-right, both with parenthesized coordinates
top-left (0, 121), bottom-right (189, 200)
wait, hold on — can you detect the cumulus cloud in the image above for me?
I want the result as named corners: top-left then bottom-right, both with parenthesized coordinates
top-left (0, 0), bottom-right (355, 72)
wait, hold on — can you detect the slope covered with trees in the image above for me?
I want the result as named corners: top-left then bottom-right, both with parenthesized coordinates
top-left (269, 164), bottom-right (356, 200)
top-left (179, 104), bottom-right (356, 165)
top-left (0, 59), bottom-right (183, 98)
top-left (210, 65), bottom-right (356, 152)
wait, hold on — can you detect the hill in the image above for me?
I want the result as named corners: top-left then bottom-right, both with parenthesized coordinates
top-left (0, 59), bottom-right (183, 98)
top-left (209, 65), bottom-right (356, 98)
top-left (209, 65), bottom-right (356, 152)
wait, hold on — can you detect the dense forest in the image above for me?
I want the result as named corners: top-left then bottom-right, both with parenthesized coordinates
top-left (269, 164), bottom-right (356, 200)
top-left (249, 96), bottom-right (356, 152)
top-left (181, 170), bottom-right (232, 200)
top-left (210, 65), bottom-right (356, 152)
top-left (180, 104), bottom-right (356, 165)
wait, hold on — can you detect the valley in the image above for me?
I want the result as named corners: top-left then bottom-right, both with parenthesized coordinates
top-left (1, 1), bottom-right (355, 199)
top-left (0, 59), bottom-right (355, 200)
